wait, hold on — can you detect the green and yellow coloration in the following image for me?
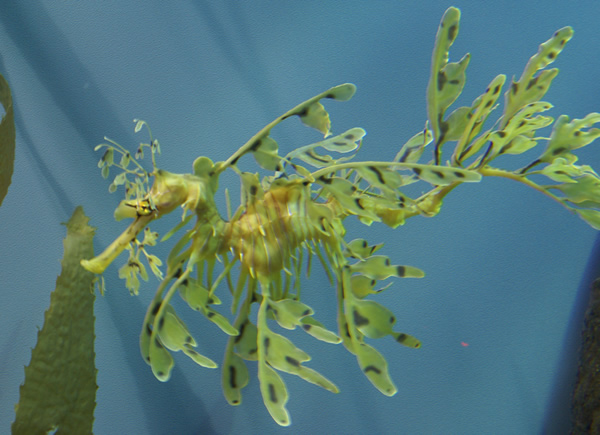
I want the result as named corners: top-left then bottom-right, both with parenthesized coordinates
top-left (82, 7), bottom-right (600, 426)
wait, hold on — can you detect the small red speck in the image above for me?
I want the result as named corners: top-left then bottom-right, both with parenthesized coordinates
top-left (461, 341), bottom-right (469, 347)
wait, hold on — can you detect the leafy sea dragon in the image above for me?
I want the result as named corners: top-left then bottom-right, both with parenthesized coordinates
top-left (81, 7), bottom-right (600, 426)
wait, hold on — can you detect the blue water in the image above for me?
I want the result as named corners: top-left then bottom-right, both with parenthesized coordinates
top-left (0, 1), bottom-right (599, 433)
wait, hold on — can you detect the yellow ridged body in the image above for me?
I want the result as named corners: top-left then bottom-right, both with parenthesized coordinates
top-left (225, 182), bottom-right (338, 279)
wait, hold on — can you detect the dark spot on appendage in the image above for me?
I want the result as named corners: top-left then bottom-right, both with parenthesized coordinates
top-left (548, 52), bottom-right (556, 59)
top-left (333, 141), bottom-right (345, 146)
top-left (230, 155), bottom-right (240, 166)
top-left (511, 82), bottom-right (519, 94)
top-left (354, 198), bottom-right (365, 210)
top-left (268, 383), bottom-right (278, 403)
top-left (575, 130), bottom-right (581, 137)
top-left (229, 365), bottom-right (237, 388)
top-left (497, 131), bottom-right (507, 138)
top-left (152, 302), bottom-right (161, 316)
top-left (484, 100), bottom-right (493, 109)
top-left (344, 323), bottom-right (351, 338)
top-left (318, 175), bottom-right (332, 184)
top-left (285, 356), bottom-right (300, 367)
top-left (552, 147), bottom-right (567, 155)
top-left (413, 168), bottom-right (422, 176)
top-left (449, 79), bottom-right (460, 85)
top-left (526, 77), bottom-right (538, 90)
top-left (297, 107), bottom-right (309, 118)
top-left (158, 316), bottom-right (164, 330)
top-left (364, 365), bottom-right (381, 375)
top-left (325, 93), bottom-right (335, 99)
top-left (453, 171), bottom-right (465, 178)
top-left (432, 170), bottom-right (445, 179)
top-left (207, 311), bottom-right (215, 318)
top-left (302, 309), bottom-right (311, 316)
top-left (154, 337), bottom-right (163, 348)
top-left (234, 322), bottom-right (246, 343)
top-left (146, 324), bottom-right (152, 335)
top-left (396, 265), bottom-right (406, 277)
top-left (448, 24), bottom-right (457, 41)
top-left (208, 297), bottom-right (215, 304)
top-left (264, 337), bottom-right (270, 350)
top-left (437, 71), bottom-right (447, 91)
top-left (157, 371), bottom-right (164, 377)
top-left (367, 165), bottom-right (385, 184)
top-left (390, 316), bottom-right (395, 324)
top-left (302, 324), bottom-right (312, 331)
top-left (396, 333), bottom-right (408, 344)
top-left (385, 258), bottom-right (391, 266)
top-left (493, 84), bottom-right (501, 94)
top-left (185, 336), bottom-right (193, 344)
top-left (500, 144), bottom-right (512, 154)
top-left (560, 39), bottom-right (567, 46)
top-left (518, 120), bottom-right (526, 128)
top-left (353, 308), bottom-right (370, 327)
top-left (249, 139), bottom-right (261, 152)
top-left (249, 185), bottom-right (257, 196)
top-left (249, 348), bottom-right (257, 354)
top-left (344, 133), bottom-right (355, 140)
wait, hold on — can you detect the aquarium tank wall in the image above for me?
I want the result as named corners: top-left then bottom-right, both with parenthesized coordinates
top-left (1, 1), bottom-right (599, 434)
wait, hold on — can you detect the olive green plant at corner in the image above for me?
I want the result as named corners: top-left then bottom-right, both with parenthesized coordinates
top-left (79, 6), bottom-right (600, 427)
top-left (12, 206), bottom-right (97, 435)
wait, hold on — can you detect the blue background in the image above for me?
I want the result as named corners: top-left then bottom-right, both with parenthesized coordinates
top-left (1, 1), bottom-right (599, 434)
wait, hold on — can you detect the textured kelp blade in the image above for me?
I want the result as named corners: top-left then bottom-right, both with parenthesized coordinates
top-left (0, 73), bottom-right (15, 208)
top-left (504, 26), bottom-right (573, 124)
top-left (12, 206), bottom-right (97, 435)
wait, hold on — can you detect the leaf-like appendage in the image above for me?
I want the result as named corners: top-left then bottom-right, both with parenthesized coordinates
top-left (222, 351), bottom-right (250, 405)
top-left (287, 127), bottom-right (365, 168)
top-left (426, 6), bottom-right (470, 162)
top-left (540, 113), bottom-right (600, 164)
top-left (350, 255), bottom-right (424, 280)
top-left (503, 26), bottom-right (573, 125)
top-left (355, 342), bottom-right (397, 396)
